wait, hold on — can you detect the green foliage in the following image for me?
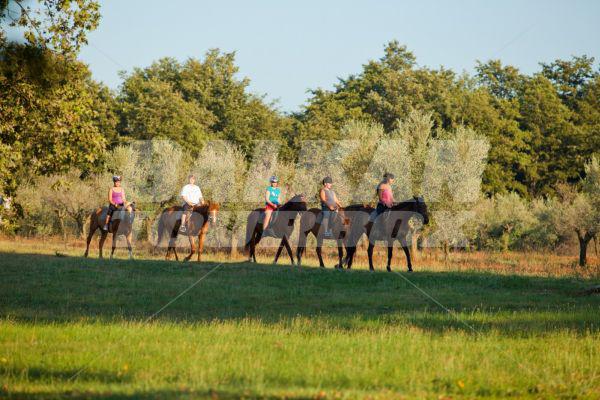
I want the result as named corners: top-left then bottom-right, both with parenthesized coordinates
top-left (0, 45), bottom-right (110, 194)
top-left (16, 169), bottom-right (104, 238)
top-left (1, 0), bottom-right (100, 56)
top-left (117, 53), bottom-right (291, 157)
top-left (293, 42), bottom-right (599, 198)
top-left (474, 193), bottom-right (536, 251)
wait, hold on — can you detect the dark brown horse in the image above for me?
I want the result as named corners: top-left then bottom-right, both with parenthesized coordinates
top-left (343, 197), bottom-right (429, 272)
top-left (154, 202), bottom-right (220, 262)
top-left (296, 208), bottom-right (350, 268)
top-left (245, 194), bottom-right (307, 264)
top-left (84, 203), bottom-right (136, 259)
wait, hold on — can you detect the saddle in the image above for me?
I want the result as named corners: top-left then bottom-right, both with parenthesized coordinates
top-left (100, 206), bottom-right (125, 222)
top-left (260, 209), bottom-right (280, 229)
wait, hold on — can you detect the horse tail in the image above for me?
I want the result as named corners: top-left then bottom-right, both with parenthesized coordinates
top-left (154, 211), bottom-right (166, 253)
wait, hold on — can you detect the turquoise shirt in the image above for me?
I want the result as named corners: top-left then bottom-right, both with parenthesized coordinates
top-left (266, 186), bottom-right (281, 205)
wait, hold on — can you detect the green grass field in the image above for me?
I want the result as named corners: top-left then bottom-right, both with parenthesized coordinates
top-left (1, 243), bottom-right (599, 399)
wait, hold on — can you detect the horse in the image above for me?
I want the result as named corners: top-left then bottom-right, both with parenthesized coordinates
top-left (343, 197), bottom-right (429, 272)
top-left (245, 194), bottom-right (307, 265)
top-left (154, 202), bottom-right (220, 262)
top-left (84, 203), bottom-right (136, 259)
top-left (296, 207), bottom-right (351, 268)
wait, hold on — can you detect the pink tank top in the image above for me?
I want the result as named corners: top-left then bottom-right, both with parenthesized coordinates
top-left (380, 186), bottom-right (393, 207)
top-left (111, 189), bottom-right (124, 205)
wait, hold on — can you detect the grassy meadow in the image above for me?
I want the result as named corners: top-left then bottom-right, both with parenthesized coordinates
top-left (0, 238), bottom-right (599, 399)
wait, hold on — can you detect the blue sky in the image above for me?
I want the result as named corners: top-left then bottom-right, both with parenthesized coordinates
top-left (78, 0), bottom-right (600, 112)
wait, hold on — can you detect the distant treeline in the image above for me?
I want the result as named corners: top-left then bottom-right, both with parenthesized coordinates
top-left (1, 1), bottom-right (598, 199)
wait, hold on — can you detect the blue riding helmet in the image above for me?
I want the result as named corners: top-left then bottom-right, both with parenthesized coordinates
top-left (269, 176), bottom-right (278, 183)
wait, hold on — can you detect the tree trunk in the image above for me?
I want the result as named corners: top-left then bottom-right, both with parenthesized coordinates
top-left (442, 241), bottom-right (449, 260)
top-left (578, 234), bottom-right (591, 267)
top-left (229, 229), bottom-right (238, 258)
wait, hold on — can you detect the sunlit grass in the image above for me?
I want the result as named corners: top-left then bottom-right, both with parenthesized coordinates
top-left (0, 239), bottom-right (599, 399)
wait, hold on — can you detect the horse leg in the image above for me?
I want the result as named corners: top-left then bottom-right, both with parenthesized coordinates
top-left (273, 239), bottom-right (284, 264)
top-left (344, 246), bottom-right (355, 269)
top-left (386, 240), bottom-right (394, 272)
top-left (316, 236), bottom-right (325, 268)
top-left (336, 239), bottom-right (344, 269)
top-left (251, 230), bottom-right (260, 263)
top-left (98, 231), bottom-right (108, 259)
top-left (126, 232), bottom-right (134, 260)
top-left (184, 235), bottom-right (195, 262)
top-left (402, 245), bottom-right (413, 272)
top-left (367, 243), bottom-right (375, 271)
top-left (282, 236), bottom-right (294, 265)
top-left (110, 233), bottom-right (118, 259)
top-left (296, 231), bottom-right (308, 267)
top-left (197, 226), bottom-right (208, 262)
top-left (84, 226), bottom-right (95, 258)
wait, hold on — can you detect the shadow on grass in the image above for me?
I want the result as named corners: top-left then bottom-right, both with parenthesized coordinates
top-left (2, 367), bottom-right (132, 384)
top-left (1, 251), bottom-right (599, 335)
top-left (0, 388), bottom-right (314, 400)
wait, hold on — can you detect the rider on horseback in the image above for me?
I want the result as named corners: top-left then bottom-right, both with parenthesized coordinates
top-left (103, 175), bottom-right (128, 231)
top-left (373, 172), bottom-right (395, 220)
top-left (262, 176), bottom-right (281, 236)
top-left (319, 176), bottom-right (342, 238)
top-left (180, 174), bottom-right (204, 233)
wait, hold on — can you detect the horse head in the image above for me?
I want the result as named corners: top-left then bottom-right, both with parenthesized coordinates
top-left (207, 201), bottom-right (220, 226)
top-left (413, 196), bottom-right (429, 225)
top-left (126, 202), bottom-right (136, 225)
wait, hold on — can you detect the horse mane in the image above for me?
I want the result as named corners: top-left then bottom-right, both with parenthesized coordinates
top-left (392, 199), bottom-right (418, 211)
top-left (279, 194), bottom-right (306, 210)
top-left (344, 204), bottom-right (374, 212)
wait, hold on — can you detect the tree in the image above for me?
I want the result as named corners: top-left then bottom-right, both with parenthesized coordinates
top-left (474, 193), bottom-right (536, 252)
top-left (551, 157), bottom-right (600, 266)
top-left (1, 0), bottom-right (108, 195)
top-left (518, 75), bottom-right (581, 196)
top-left (1, 0), bottom-right (100, 56)
top-left (118, 75), bottom-right (215, 154)
top-left (0, 45), bottom-right (110, 194)
top-left (117, 52), bottom-right (291, 157)
top-left (16, 169), bottom-right (104, 239)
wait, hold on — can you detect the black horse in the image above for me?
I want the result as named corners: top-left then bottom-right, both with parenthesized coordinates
top-left (343, 197), bottom-right (429, 272)
top-left (296, 207), bottom-right (350, 268)
top-left (244, 194), bottom-right (307, 264)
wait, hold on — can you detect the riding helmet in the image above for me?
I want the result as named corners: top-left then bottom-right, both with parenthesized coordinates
top-left (269, 176), bottom-right (279, 183)
top-left (112, 175), bottom-right (122, 182)
top-left (322, 176), bottom-right (333, 184)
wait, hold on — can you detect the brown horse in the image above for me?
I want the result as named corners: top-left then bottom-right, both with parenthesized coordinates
top-left (84, 203), bottom-right (136, 259)
top-left (245, 194), bottom-right (307, 265)
top-left (154, 202), bottom-right (220, 262)
top-left (296, 208), bottom-right (350, 268)
top-left (343, 197), bottom-right (429, 272)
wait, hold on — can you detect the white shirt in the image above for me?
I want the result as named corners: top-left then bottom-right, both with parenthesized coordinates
top-left (181, 184), bottom-right (203, 205)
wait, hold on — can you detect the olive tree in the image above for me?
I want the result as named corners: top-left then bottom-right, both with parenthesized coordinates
top-left (552, 157), bottom-right (600, 266)
top-left (16, 169), bottom-right (103, 239)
